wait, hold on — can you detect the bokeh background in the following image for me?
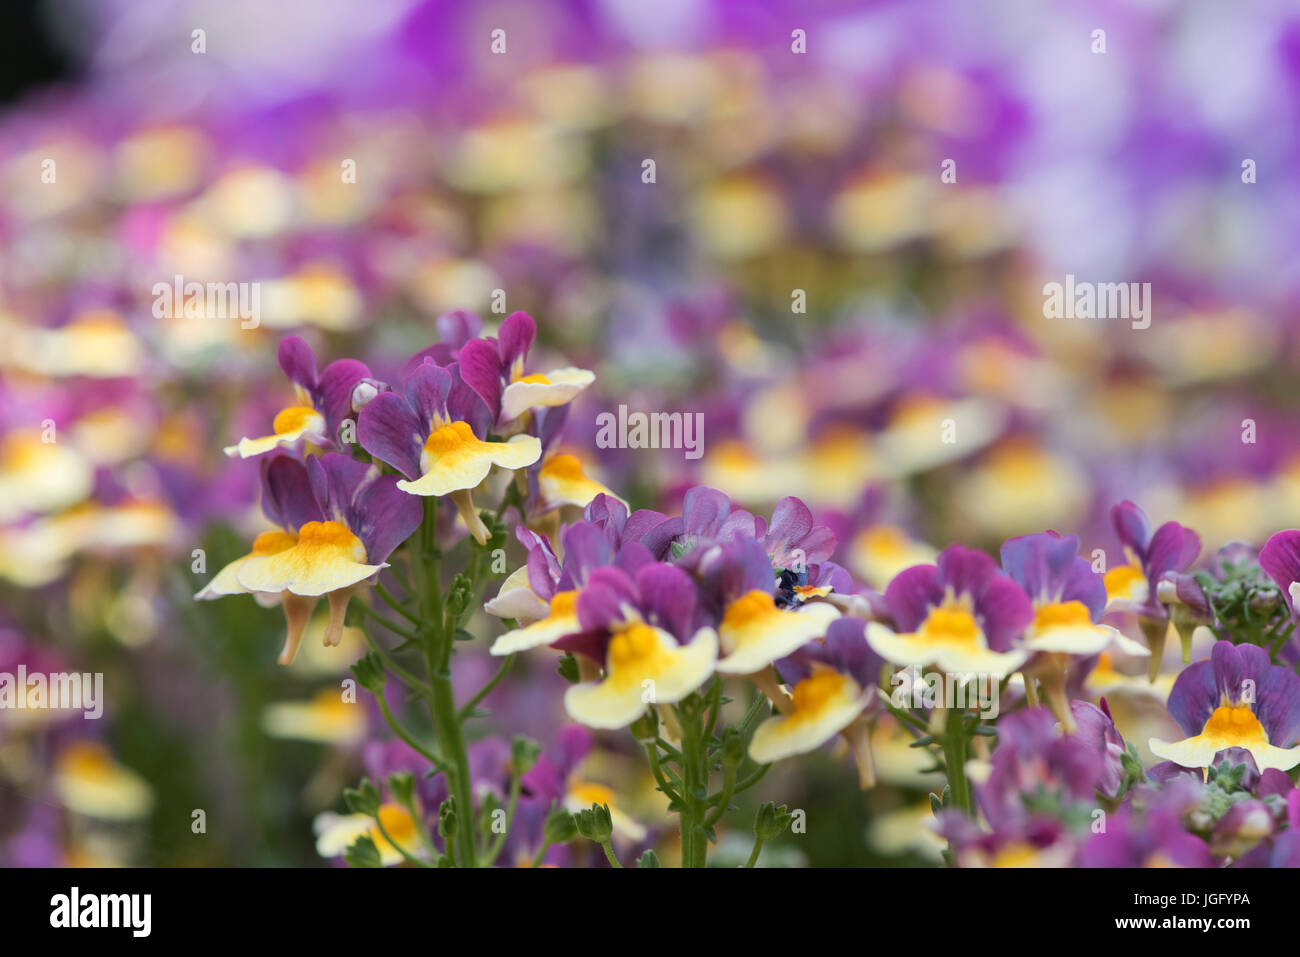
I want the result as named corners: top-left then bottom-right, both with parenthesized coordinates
top-left (4, 0), bottom-right (1300, 866)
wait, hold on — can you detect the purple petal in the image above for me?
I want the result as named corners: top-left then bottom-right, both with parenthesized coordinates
top-left (316, 358), bottom-right (371, 435)
top-left (497, 311), bottom-right (536, 370)
top-left (403, 360), bottom-right (452, 428)
top-left (456, 338), bottom-right (504, 421)
top-left (1145, 521), bottom-right (1201, 577)
top-left (260, 454), bottom-right (323, 530)
top-left (354, 473), bottom-right (423, 562)
top-left (883, 563), bottom-right (943, 632)
top-left (1260, 530), bottom-right (1300, 611)
top-left (358, 392), bottom-right (425, 480)
top-left (436, 310), bottom-right (482, 349)
top-left (277, 335), bottom-right (317, 391)
top-left (1111, 500), bottom-right (1153, 555)
top-left (634, 561), bottom-right (697, 641)
top-left (1166, 657), bottom-right (1218, 737)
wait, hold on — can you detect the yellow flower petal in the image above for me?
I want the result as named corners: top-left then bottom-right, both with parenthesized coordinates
top-left (397, 422), bottom-right (541, 496)
top-left (749, 669), bottom-right (869, 763)
top-left (866, 612), bottom-right (1027, 678)
top-left (565, 625), bottom-right (717, 729)
top-left (195, 529), bottom-right (297, 599)
top-left (490, 590), bottom-right (581, 655)
top-left (501, 367), bottom-right (595, 421)
top-left (223, 405), bottom-right (326, 458)
top-left (1022, 601), bottom-right (1149, 656)
top-left (1149, 704), bottom-right (1300, 772)
top-left (236, 520), bottom-right (381, 596)
top-left (53, 741), bottom-right (155, 822)
top-left (538, 453), bottom-right (622, 509)
top-left (263, 688), bottom-right (367, 744)
top-left (716, 590), bottom-right (839, 674)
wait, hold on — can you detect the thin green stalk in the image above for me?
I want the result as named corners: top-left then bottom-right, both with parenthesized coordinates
top-left (375, 582), bottom-right (421, 624)
top-left (374, 692), bottom-right (442, 768)
top-left (459, 654), bottom-right (515, 721)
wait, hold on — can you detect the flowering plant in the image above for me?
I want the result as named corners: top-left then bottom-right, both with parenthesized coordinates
top-left (197, 316), bottom-right (1300, 869)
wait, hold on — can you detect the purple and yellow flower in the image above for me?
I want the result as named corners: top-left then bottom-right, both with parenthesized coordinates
top-left (750, 617), bottom-right (881, 786)
top-left (458, 312), bottom-right (594, 427)
top-left (1149, 641), bottom-right (1300, 773)
top-left (707, 538), bottom-right (840, 675)
top-left (196, 453), bottom-right (420, 664)
top-left (224, 336), bottom-right (370, 458)
top-left (560, 562), bottom-right (717, 729)
top-left (1001, 531), bottom-right (1149, 731)
top-left (866, 545), bottom-right (1032, 678)
top-left (1103, 500), bottom-right (1201, 672)
top-left (358, 358), bottom-right (540, 543)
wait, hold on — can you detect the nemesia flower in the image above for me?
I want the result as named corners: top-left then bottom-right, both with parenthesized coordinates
top-left (488, 522), bottom-right (630, 656)
top-left (751, 618), bottom-right (881, 785)
top-left (1102, 501), bottom-right (1201, 671)
top-left (1001, 531), bottom-right (1149, 730)
top-left (970, 706), bottom-right (1105, 849)
top-left (1076, 788), bottom-right (1212, 867)
top-left (709, 538), bottom-right (840, 675)
top-left (458, 311), bottom-right (595, 426)
top-left (314, 803), bottom-right (423, 867)
top-left (536, 452), bottom-right (623, 511)
top-left (561, 562), bottom-right (717, 729)
top-left (52, 741), bottom-right (155, 822)
top-left (1149, 641), bottom-right (1300, 773)
top-left (196, 453), bottom-right (420, 664)
top-left (224, 336), bottom-right (370, 458)
top-left (485, 494), bottom-right (677, 630)
top-left (358, 357), bottom-right (541, 543)
top-left (262, 688), bottom-right (369, 744)
top-left (867, 545), bottom-right (1032, 678)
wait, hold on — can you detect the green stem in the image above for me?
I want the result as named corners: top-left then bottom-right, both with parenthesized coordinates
top-left (375, 582), bottom-right (421, 624)
top-left (374, 692), bottom-right (442, 768)
top-left (459, 654), bottom-right (515, 721)
top-left (483, 771), bottom-right (523, 866)
top-left (676, 700), bottom-right (710, 868)
top-left (942, 708), bottom-right (972, 815)
top-left (598, 839), bottom-right (623, 868)
top-left (743, 834), bottom-right (765, 868)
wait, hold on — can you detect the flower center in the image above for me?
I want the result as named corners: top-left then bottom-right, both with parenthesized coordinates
top-left (1201, 705), bottom-right (1269, 746)
top-left (790, 670), bottom-right (851, 717)
top-left (272, 405), bottom-right (322, 434)
top-left (296, 520), bottom-right (368, 562)
top-left (516, 373), bottom-right (551, 385)
top-left (916, 603), bottom-right (981, 649)
top-left (1033, 600), bottom-right (1093, 630)
top-left (548, 590), bottom-right (579, 616)
top-left (541, 454), bottom-right (585, 481)
top-left (424, 420), bottom-right (479, 456)
top-left (607, 623), bottom-right (671, 673)
top-left (722, 590), bottom-right (778, 630)
top-left (1103, 564), bottom-right (1146, 601)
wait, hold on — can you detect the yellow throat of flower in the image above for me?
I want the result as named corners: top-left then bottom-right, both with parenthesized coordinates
top-left (1201, 704), bottom-right (1269, 747)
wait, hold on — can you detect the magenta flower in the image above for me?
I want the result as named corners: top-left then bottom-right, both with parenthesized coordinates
top-left (358, 358), bottom-right (541, 543)
top-left (458, 312), bottom-right (594, 427)
top-left (224, 336), bottom-right (370, 458)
